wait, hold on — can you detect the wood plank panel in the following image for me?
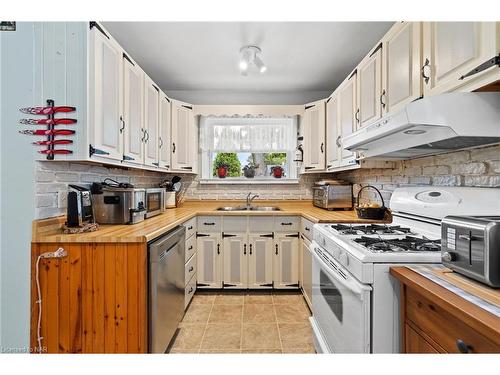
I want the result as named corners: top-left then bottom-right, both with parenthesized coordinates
top-left (81, 244), bottom-right (94, 353)
top-left (31, 242), bottom-right (148, 353)
top-left (69, 244), bottom-right (82, 353)
top-left (92, 243), bottom-right (105, 352)
top-left (104, 243), bottom-right (116, 353)
top-left (126, 244), bottom-right (139, 353)
top-left (115, 244), bottom-right (128, 353)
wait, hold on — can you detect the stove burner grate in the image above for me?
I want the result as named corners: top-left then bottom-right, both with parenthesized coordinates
top-left (331, 224), bottom-right (413, 235)
top-left (354, 235), bottom-right (441, 252)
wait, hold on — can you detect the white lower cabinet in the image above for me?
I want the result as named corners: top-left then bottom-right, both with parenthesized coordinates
top-left (196, 233), bottom-right (222, 289)
top-left (248, 234), bottom-right (274, 289)
top-left (183, 220), bottom-right (198, 309)
top-left (273, 233), bottom-right (300, 289)
top-left (222, 233), bottom-right (248, 289)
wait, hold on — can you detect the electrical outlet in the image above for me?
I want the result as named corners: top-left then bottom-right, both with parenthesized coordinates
top-left (57, 191), bottom-right (67, 209)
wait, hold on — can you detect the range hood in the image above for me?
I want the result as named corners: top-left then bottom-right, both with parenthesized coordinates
top-left (342, 93), bottom-right (500, 160)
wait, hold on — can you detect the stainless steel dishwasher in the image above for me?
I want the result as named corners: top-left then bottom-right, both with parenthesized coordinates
top-left (148, 226), bottom-right (186, 353)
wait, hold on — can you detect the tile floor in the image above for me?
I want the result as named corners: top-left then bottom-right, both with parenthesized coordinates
top-left (169, 290), bottom-right (316, 354)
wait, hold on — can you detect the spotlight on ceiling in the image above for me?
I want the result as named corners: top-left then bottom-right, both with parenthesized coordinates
top-left (239, 45), bottom-right (267, 75)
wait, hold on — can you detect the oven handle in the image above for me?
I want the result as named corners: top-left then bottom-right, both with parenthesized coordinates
top-left (311, 243), bottom-right (371, 297)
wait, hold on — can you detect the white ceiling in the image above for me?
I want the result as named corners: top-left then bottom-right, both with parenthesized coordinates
top-left (102, 22), bottom-right (393, 104)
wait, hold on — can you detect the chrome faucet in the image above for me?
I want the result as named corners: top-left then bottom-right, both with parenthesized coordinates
top-left (246, 192), bottom-right (259, 208)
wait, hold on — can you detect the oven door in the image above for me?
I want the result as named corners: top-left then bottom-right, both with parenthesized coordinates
top-left (311, 243), bottom-right (372, 353)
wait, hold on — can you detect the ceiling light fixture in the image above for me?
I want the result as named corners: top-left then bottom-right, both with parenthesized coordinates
top-left (239, 45), bottom-right (267, 75)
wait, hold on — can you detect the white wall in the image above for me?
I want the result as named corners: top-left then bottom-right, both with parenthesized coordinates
top-left (0, 22), bottom-right (36, 351)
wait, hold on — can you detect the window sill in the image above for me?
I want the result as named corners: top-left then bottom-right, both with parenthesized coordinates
top-left (198, 179), bottom-right (300, 185)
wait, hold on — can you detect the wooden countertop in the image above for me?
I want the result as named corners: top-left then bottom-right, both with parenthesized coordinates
top-left (32, 200), bottom-right (391, 243)
top-left (391, 266), bottom-right (500, 346)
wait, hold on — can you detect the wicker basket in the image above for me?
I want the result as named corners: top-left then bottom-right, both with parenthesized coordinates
top-left (355, 185), bottom-right (388, 220)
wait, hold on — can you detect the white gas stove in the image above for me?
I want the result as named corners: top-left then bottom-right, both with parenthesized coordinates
top-left (310, 186), bottom-right (500, 354)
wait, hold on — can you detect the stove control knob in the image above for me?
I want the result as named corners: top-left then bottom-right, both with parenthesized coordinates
top-left (442, 251), bottom-right (455, 262)
top-left (339, 252), bottom-right (349, 266)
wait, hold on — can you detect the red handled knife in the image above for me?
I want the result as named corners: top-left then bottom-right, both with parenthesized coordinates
top-left (32, 139), bottom-right (73, 146)
top-left (38, 149), bottom-right (73, 155)
top-left (19, 129), bottom-right (75, 136)
top-left (20, 118), bottom-right (77, 125)
top-left (19, 106), bottom-right (76, 115)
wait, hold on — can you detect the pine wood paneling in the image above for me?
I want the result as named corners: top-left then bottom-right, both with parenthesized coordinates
top-left (31, 242), bottom-right (147, 353)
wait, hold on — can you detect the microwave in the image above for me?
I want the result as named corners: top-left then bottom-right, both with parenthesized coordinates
top-left (145, 188), bottom-right (165, 218)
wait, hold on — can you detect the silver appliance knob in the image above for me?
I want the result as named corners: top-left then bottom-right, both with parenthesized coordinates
top-left (442, 251), bottom-right (455, 262)
top-left (339, 252), bottom-right (349, 266)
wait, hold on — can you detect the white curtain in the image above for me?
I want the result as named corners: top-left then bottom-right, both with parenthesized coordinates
top-left (199, 116), bottom-right (298, 153)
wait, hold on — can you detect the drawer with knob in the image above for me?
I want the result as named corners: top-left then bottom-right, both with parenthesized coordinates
top-left (183, 217), bottom-right (197, 239)
top-left (197, 216), bottom-right (221, 232)
top-left (185, 234), bottom-right (196, 263)
top-left (185, 274), bottom-right (197, 309)
top-left (274, 216), bottom-right (300, 232)
top-left (405, 288), bottom-right (499, 353)
top-left (185, 254), bottom-right (197, 286)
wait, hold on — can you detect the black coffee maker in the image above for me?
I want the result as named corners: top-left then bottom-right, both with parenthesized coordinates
top-left (66, 185), bottom-right (94, 227)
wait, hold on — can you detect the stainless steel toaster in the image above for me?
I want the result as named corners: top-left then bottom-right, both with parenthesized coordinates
top-left (312, 181), bottom-right (353, 210)
top-left (441, 215), bottom-right (500, 288)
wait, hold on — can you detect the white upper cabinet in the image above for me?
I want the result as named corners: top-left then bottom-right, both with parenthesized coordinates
top-left (171, 99), bottom-right (195, 172)
top-left (122, 55), bottom-right (144, 165)
top-left (422, 22), bottom-right (500, 96)
top-left (338, 71), bottom-right (358, 166)
top-left (158, 93), bottom-right (171, 170)
top-left (303, 99), bottom-right (326, 172)
top-left (143, 75), bottom-right (160, 167)
top-left (357, 43), bottom-right (383, 127)
top-left (88, 25), bottom-right (124, 161)
top-left (326, 93), bottom-right (341, 170)
top-left (382, 22), bottom-right (422, 115)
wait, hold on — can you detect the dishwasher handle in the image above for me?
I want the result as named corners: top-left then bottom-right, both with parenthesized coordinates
top-left (149, 226), bottom-right (186, 263)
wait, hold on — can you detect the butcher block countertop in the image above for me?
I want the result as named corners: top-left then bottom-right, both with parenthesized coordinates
top-left (32, 200), bottom-right (391, 243)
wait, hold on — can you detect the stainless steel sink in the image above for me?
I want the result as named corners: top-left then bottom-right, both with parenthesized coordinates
top-left (249, 206), bottom-right (281, 211)
top-left (216, 206), bottom-right (249, 211)
top-left (215, 206), bottom-right (281, 212)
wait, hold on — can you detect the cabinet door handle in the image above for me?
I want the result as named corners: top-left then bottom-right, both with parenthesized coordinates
top-left (421, 58), bottom-right (431, 84)
top-left (188, 266), bottom-right (194, 272)
top-left (188, 286), bottom-right (194, 294)
top-left (249, 244), bottom-right (252, 255)
top-left (144, 130), bottom-right (149, 142)
top-left (204, 222), bottom-right (215, 226)
top-left (244, 244), bottom-right (247, 255)
top-left (188, 245), bottom-right (193, 250)
top-left (217, 243), bottom-right (220, 255)
top-left (355, 108), bottom-right (360, 123)
top-left (456, 339), bottom-right (472, 353)
top-left (119, 115), bottom-right (125, 133)
top-left (159, 136), bottom-right (163, 149)
top-left (188, 226), bottom-right (193, 230)
top-left (275, 244), bottom-right (278, 255)
top-left (172, 142), bottom-right (176, 153)
top-left (281, 222), bottom-right (293, 226)
top-left (305, 227), bottom-right (310, 231)
top-left (140, 128), bottom-right (145, 142)
top-left (336, 136), bottom-right (342, 147)
top-left (320, 142), bottom-right (324, 153)
top-left (380, 89), bottom-right (386, 109)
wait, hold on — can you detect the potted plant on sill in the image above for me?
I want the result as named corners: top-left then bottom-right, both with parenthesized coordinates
top-left (243, 162), bottom-right (259, 178)
top-left (214, 161), bottom-right (229, 178)
top-left (270, 165), bottom-right (284, 178)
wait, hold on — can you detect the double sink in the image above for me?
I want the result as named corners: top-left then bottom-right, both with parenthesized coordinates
top-left (216, 205), bottom-right (281, 212)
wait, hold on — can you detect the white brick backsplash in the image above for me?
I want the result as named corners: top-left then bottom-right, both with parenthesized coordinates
top-left (336, 145), bottom-right (500, 202)
top-left (489, 161), bottom-right (500, 174)
top-left (422, 165), bottom-right (450, 175)
top-left (451, 162), bottom-right (487, 175)
top-left (470, 145), bottom-right (500, 162)
top-left (34, 144), bottom-right (500, 220)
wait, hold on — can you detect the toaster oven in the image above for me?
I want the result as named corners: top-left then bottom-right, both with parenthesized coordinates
top-left (312, 184), bottom-right (353, 210)
top-left (441, 215), bottom-right (500, 287)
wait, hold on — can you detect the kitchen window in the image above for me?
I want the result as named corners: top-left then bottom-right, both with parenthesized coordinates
top-left (199, 116), bottom-right (299, 182)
